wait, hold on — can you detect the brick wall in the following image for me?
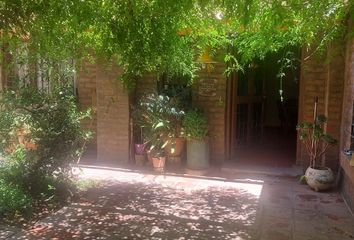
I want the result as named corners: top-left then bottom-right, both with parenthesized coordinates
top-left (96, 62), bottom-right (130, 163)
top-left (77, 60), bottom-right (98, 151)
top-left (192, 63), bottom-right (227, 165)
top-left (297, 44), bottom-right (345, 171)
top-left (340, 25), bottom-right (354, 212)
top-left (77, 60), bottom-right (130, 163)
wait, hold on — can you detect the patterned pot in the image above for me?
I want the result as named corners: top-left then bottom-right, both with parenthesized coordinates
top-left (134, 143), bottom-right (146, 155)
top-left (305, 167), bottom-right (334, 191)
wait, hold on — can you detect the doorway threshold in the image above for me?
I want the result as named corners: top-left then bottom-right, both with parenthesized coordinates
top-left (221, 162), bottom-right (303, 178)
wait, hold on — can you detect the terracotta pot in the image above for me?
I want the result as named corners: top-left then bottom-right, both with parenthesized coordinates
top-left (165, 137), bottom-right (185, 157)
top-left (152, 157), bottom-right (166, 172)
top-left (134, 143), bottom-right (146, 155)
top-left (305, 167), bottom-right (334, 191)
top-left (147, 152), bottom-right (153, 166)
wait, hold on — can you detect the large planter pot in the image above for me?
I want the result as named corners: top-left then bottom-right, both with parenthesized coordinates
top-left (186, 138), bottom-right (209, 170)
top-left (305, 167), bottom-right (334, 191)
top-left (152, 156), bottom-right (166, 172)
top-left (134, 143), bottom-right (146, 155)
top-left (165, 137), bottom-right (185, 157)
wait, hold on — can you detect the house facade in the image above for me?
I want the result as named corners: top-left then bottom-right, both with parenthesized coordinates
top-left (75, 34), bottom-right (354, 212)
top-left (0, 24), bottom-right (353, 214)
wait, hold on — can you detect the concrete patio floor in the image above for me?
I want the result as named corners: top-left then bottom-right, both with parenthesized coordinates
top-left (3, 166), bottom-right (354, 240)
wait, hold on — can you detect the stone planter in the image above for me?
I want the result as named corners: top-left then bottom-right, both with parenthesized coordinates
top-left (152, 156), bottom-right (166, 172)
top-left (186, 138), bottom-right (209, 170)
top-left (305, 167), bottom-right (334, 191)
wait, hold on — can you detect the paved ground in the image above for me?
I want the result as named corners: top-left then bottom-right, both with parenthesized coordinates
top-left (3, 166), bottom-right (354, 240)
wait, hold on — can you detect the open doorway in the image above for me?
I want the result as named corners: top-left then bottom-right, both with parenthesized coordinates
top-left (225, 51), bottom-right (300, 169)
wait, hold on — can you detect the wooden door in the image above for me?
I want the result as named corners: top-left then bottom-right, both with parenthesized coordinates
top-left (226, 66), bottom-right (265, 160)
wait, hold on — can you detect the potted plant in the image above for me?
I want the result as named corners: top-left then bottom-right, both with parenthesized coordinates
top-left (157, 73), bottom-right (191, 163)
top-left (137, 94), bottom-right (173, 171)
top-left (182, 109), bottom-right (209, 171)
top-left (164, 102), bottom-right (185, 160)
top-left (149, 133), bottom-right (168, 172)
top-left (297, 98), bottom-right (337, 191)
top-left (133, 126), bottom-right (146, 155)
top-left (131, 107), bottom-right (147, 166)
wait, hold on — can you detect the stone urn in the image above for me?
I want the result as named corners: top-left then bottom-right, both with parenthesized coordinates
top-left (305, 167), bottom-right (334, 191)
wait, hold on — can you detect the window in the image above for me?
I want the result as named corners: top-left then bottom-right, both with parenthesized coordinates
top-left (10, 43), bottom-right (75, 93)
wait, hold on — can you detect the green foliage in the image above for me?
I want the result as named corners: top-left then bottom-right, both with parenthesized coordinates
top-left (1, 0), bottom-right (352, 88)
top-left (0, 84), bottom-right (91, 172)
top-left (182, 110), bottom-right (208, 140)
top-left (298, 175), bottom-right (307, 185)
top-left (75, 179), bottom-right (101, 192)
top-left (134, 94), bottom-right (184, 157)
top-left (0, 83), bottom-right (91, 217)
top-left (0, 178), bottom-right (32, 216)
top-left (297, 114), bottom-right (337, 168)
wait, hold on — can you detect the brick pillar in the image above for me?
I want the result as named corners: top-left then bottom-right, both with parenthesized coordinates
top-left (324, 43), bottom-right (345, 169)
top-left (96, 62), bottom-right (130, 163)
top-left (193, 63), bottom-right (227, 166)
top-left (340, 21), bottom-right (354, 212)
top-left (298, 44), bottom-right (345, 170)
top-left (77, 61), bottom-right (98, 152)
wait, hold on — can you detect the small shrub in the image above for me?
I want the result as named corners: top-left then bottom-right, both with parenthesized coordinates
top-left (0, 83), bottom-right (91, 217)
top-left (0, 179), bottom-right (32, 216)
top-left (134, 94), bottom-right (184, 156)
top-left (182, 110), bottom-right (208, 140)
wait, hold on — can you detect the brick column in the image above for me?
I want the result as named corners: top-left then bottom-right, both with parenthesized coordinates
top-left (77, 61), bottom-right (98, 151)
top-left (193, 63), bottom-right (227, 166)
top-left (298, 44), bottom-right (345, 171)
top-left (340, 23), bottom-right (354, 212)
top-left (96, 62), bottom-right (130, 163)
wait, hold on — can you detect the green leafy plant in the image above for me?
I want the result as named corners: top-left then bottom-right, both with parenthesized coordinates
top-left (297, 115), bottom-right (337, 169)
top-left (1, 0), bottom-right (351, 89)
top-left (182, 110), bottom-right (208, 140)
top-left (135, 94), bottom-right (184, 157)
top-left (0, 82), bottom-right (91, 217)
top-left (0, 178), bottom-right (32, 216)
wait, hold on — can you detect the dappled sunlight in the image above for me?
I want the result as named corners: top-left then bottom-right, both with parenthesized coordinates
top-left (9, 166), bottom-right (354, 240)
top-left (13, 167), bottom-right (264, 239)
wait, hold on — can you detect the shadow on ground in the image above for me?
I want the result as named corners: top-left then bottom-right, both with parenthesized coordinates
top-left (8, 166), bottom-right (354, 240)
top-left (12, 172), bottom-right (263, 240)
